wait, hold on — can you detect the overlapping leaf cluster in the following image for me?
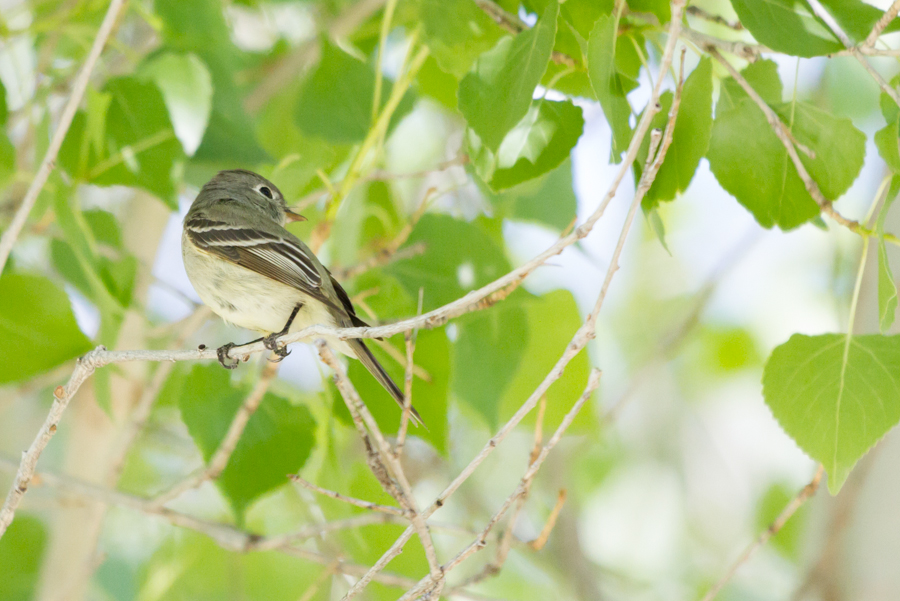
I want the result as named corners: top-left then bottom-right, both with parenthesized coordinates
top-left (4, 0), bottom-right (900, 597)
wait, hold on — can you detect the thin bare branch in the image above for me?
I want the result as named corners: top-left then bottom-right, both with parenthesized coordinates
top-left (289, 475), bottom-right (404, 516)
top-left (0, 0), bottom-right (127, 277)
top-left (700, 465), bottom-right (824, 601)
top-left (864, 0), bottom-right (900, 48)
top-left (686, 6), bottom-right (743, 30)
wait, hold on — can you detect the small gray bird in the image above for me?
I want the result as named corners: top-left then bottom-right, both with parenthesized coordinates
top-left (182, 169), bottom-right (421, 425)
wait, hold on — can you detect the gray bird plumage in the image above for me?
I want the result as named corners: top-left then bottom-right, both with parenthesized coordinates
top-left (182, 169), bottom-right (422, 426)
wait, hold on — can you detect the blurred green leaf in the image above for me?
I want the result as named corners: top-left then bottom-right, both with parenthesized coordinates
top-left (499, 290), bottom-right (592, 431)
top-left (875, 118), bottom-right (900, 173)
top-left (416, 55), bottom-right (460, 110)
top-left (138, 532), bottom-right (321, 601)
top-left (731, 0), bottom-right (843, 57)
top-left (82, 209), bottom-right (123, 248)
top-left (0, 79), bottom-right (7, 125)
top-left (880, 74), bottom-right (900, 123)
top-left (347, 327), bottom-right (450, 453)
top-left (627, 0), bottom-right (670, 23)
top-left (0, 515), bottom-right (46, 601)
top-left (388, 214), bottom-right (511, 311)
top-left (0, 132), bottom-right (13, 187)
top-left (642, 58), bottom-right (713, 209)
top-left (588, 14), bottom-right (635, 160)
top-left (139, 52), bottom-right (213, 156)
top-left (763, 333), bottom-right (900, 494)
top-left (176, 365), bottom-right (317, 519)
top-left (454, 300), bottom-right (530, 428)
top-left (756, 483), bottom-right (807, 560)
top-left (59, 77), bottom-right (184, 208)
top-left (420, 0), bottom-right (504, 78)
top-left (0, 272), bottom-right (92, 384)
top-left (697, 325), bottom-right (761, 372)
top-left (458, 1), bottom-right (558, 151)
top-left (472, 98), bottom-right (584, 191)
top-left (708, 89), bottom-right (865, 230)
top-left (487, 158), bottom-right (578, 230)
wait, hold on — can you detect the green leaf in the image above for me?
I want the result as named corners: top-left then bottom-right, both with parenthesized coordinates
top-left (588, 14), bottom-right (635, 160)
top-left (420, 0), bottom-right (504, 78)
top-left (708, 90), bottom-right (865, 230)
top-left (627, 0), bottom-right (670, 23)
top-left (819, 0), bottom-right (900, 42)
top-left (139, 52), bottom-right (213, 156)
top-left (347, 327), bottom-right (450, 453)
top-left (643, 58), bottom-right (713, 209)
top-left (499, 290), bottom-right (592, 431)
top-left (561, 0), bottom-right (613, 39)
top-left (416, 55), bottom-right (460, 110)
top-left (453, 300), bottom-right (530, 428)
top-left (875, 117), bottom-right (900, 173)
top-left (155, 0), bottom-right (268, 164)
top-left (0, 78), bottom-right (7, 125)
top-left (59, 77), bottom-right (184, 208)
top-left (731, 0), bottom-right (843, 57)
top-left (295, 42), bottom-right (415, 144)
top-left (138, 532), bottom-right (321, 601)
top-left (0, 132), bottom-right (13, 188)
top-left (877, 193), bottom-right (898, 332)
top-left (387, 214), bottom-right (511, 311)
top-left (471, 98), bottom-right (584, 191)
top-left (717, 60), bottom-right (784, 115)
top-left (176, 365), bottom-right (317, 519)
top-left (487, 158), bottom-right (578, 230)
top-left (458, 1), bottom-right (558, 151)
top-left (0, 515), bottom-right (47, 601)
top-left (763, 333), bottom-right (900, 493)
top-left (0, 273), bottom-right (92, 384)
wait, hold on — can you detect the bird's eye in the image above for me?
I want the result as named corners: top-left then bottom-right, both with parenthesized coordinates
top-left (258, 185), bottom-right (274, 200)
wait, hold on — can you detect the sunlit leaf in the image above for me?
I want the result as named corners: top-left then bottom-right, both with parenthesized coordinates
top-left (471, 98), bottom-right (584, 190)
top-left (716, 59), bottom-right (784, 115)
top-left (0, 273), bottom-right (92, 384)
top-left (819, 0), bottom-right (900, 42)
top-left (875, 117), bottom-right (900, 173)
top-left (627, 0), bottom-right (670, 23)
top-left (763, 333), bottom-right (900, 493)
top-left (588, 14), bottom-right (635, 160)
top-left (458, 1), bottom-right (558, 151)
top-left (139, 52), bottom-right (213, 156)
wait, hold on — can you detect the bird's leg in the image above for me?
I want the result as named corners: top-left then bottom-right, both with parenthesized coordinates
top-left (216, 337), bottom-right (264, 369)
top-left (264, 302), bottom-right (303, 363)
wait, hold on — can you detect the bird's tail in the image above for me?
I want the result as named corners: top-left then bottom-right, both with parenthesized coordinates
top-left (349, 338), bottom-right (424, 427)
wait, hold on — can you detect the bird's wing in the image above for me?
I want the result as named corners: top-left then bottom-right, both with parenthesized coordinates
top-left (185, 216), bottom-right (342, 312)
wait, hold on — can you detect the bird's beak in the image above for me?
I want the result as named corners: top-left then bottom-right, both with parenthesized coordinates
top-left (285, 208), bottom-right (307, 222)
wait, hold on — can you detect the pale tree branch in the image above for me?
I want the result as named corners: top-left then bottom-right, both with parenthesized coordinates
top-left (864, 0), bottom-right (900, 48)
top-left (700, 465), bottom-right (825, 601)
top-left (0, 0), bottom-right (127, 278)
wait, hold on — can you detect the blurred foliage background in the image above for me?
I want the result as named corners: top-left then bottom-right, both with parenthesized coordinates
top-left (3, 0), bottom-right (900, 599)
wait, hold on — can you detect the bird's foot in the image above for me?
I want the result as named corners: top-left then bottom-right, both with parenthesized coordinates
top-left (263, 333), bottom-right (291, 363)
top-left (217, 343), bottom-right (240, 369)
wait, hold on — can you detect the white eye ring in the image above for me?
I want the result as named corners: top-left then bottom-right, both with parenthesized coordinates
top-left (256, 184), bottom-right (274, 200)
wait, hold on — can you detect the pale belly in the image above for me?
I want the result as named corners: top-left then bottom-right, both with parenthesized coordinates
top-left (182, 233), bottom-right (353, 355)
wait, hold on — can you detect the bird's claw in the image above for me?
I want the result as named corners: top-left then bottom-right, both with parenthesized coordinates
top-left (264, 334), bottom-right (290, 363)
top-left (216, 343), bottom-right (240, 370)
